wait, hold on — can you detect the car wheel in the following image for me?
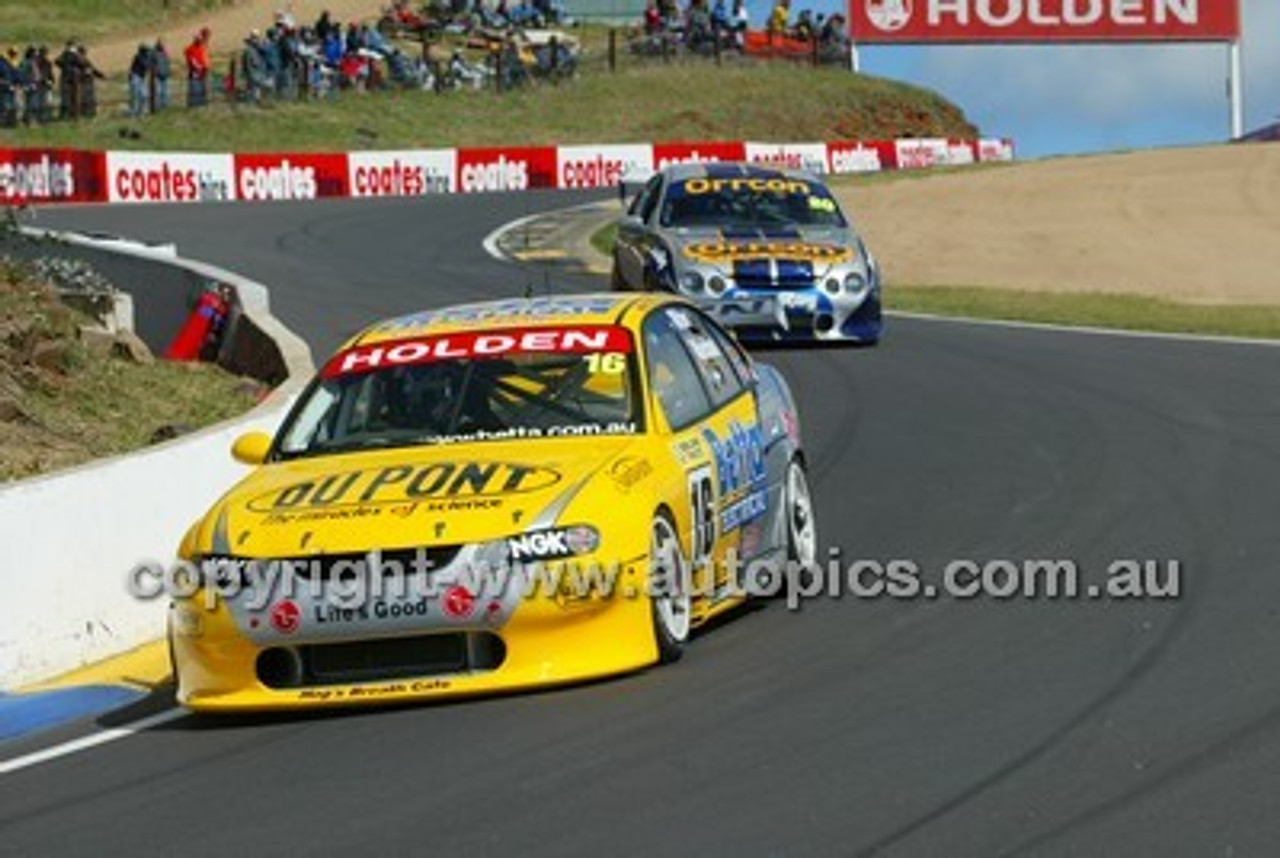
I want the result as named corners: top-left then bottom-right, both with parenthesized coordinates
top-left (785, 458), bottom-right (818, 568)
top-left (650, 512), bottom-right (691, 664)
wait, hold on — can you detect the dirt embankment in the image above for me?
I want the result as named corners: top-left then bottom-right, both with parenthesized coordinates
top-left (838, 144), bottom-right (1280, 306)
top-left (91, 0), bottom-right (384, 72)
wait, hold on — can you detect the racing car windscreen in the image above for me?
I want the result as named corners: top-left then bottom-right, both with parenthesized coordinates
top-left (658, 176), bottom-right (847, 230)
top-left (275, 325), bottom-right (641, 457)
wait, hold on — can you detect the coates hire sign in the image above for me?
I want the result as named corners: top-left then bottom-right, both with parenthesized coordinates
top-left (850, 0), bottom-right (1240, 43)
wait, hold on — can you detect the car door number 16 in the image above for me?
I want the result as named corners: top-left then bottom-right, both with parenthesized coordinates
top-left (687, 464), bottom-right (715, 567)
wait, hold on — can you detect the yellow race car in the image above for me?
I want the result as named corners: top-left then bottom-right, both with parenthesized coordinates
top-left (169, 293), bottom-right (816, 710)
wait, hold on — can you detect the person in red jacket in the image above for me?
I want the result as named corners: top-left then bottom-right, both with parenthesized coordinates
top-left (184, 27), bottom-right (211, 107)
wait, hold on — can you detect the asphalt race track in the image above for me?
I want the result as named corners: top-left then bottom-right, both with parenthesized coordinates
top-left (3, 192), bottom-right (1280, 856)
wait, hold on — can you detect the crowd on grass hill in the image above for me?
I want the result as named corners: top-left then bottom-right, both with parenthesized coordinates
top-left (0, 42), bottom-right (106, 126)
top-left (1, 0), bottom-right (851, 127)
top-left (629, 0), bottom-right (850, 61)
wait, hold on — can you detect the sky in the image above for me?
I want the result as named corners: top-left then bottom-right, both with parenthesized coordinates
top-left (736, 0), bottom-right (1279, 158)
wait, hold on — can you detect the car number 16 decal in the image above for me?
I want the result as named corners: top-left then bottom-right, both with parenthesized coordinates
top-left (687, 464), bottom-right (715, 568)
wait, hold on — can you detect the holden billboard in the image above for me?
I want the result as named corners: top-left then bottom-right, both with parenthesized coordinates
top-left (850, 0), bottom-right (1241, 43)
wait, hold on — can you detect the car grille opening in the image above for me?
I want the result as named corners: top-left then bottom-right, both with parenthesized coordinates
top-left (256, 632), bottom-right (506, 689)
top-left (288, 546), bottom-right (463, 582)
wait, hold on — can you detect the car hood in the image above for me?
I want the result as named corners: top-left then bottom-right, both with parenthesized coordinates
top-left (669, 225), bottom-right (858, 270)
top-left (199, 436), bottom-right (639, 557)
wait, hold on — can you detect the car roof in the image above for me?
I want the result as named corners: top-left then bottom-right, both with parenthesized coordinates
top-left (344, 292), bottom-right (681, 348)
top-left (660, 160), bottom-right (821, 184)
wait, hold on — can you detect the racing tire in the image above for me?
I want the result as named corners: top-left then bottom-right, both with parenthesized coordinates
top-left (649, 512), bottom-right (692, 664)
top-left (785, 458), bottom-right (819, 587)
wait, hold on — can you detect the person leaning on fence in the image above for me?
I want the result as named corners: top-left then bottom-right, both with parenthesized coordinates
top-left (74, 44), bottom-right (105, 118)
top-left (76, 45), bottom-right (105, 117)
top-left (185, 28), bottom-right (211, 107)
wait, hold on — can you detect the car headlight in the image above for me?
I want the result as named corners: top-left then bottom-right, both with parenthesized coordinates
top-left (844, 272), bottom-right (867, 294)
top-left (707, 275), bottom-right (728, 296)
top-left (682, 271), bottom-right (704, 293)
top-left (823, 277), bottom-right (841, 296)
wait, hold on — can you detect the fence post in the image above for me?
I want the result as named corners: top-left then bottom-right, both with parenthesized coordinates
top-left (714, 23), bottom-right (721, 65)
top-left (227, 55), bottom-right (237, 102)
top-left (811, 34), bottom-right (818, 66)
top-left (608, 28), bottom-right (616, 72)
top-left (549, 35), bottom-right (559, 82)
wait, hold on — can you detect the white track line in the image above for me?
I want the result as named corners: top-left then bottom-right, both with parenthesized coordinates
top-left (887, 309), bottom-right (1280, 348)
top-left (481, 201), bottom-right (615, 264)
top-left (0, 708), bottom-right (184, 776)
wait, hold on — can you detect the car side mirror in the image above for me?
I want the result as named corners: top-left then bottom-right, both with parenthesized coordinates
top-left (231, 431), bottom-right (273, 465)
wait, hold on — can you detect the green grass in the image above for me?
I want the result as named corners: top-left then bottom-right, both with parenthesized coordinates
top-left (0, 0), bottom-right (228, 46)
top-left (589, 222), bottom-right (1280, 340)
top-left (9, 57), bottom-right (978, 152)
top-left (0, 260), bottom-right (260, 481)
top-left (890, 286), bottom-right (1280, 340)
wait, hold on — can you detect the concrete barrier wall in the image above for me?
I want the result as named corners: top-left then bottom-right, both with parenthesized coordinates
top-left (0, 405), bottom-right (292, 688)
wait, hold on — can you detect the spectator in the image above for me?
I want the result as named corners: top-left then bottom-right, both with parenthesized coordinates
top-left (818, 12), bottom-right (850, 61)
top-left (54, 41), bottom-right (78, 118)
top-left (711, 0), bottom-right (731, 35)
top-left (241, 30), bottom-right (270, 101)
top-left (75, 45), bottom-right (105, 118)
top-left (685, 0), bottom-right (714, 51)
top-left (315, 10), bottom-right (338, 41)
top-left (767, 0), bottom-right (790, 36)
top-left (128, 43), bottom-right (151, 117)
top-left (642, 0), bottom-right (662, 34)
top-left (793, 9), bottom-right (814, 40)
top-left (22, 46), bottom-right (53, 124)
top-left (0, 49), bottom-right (18, 128)
top-left (731, 0), bottom-right (750, 46)
top-left (152, 39), bottom-right (171, 110)
top-left (185, 28), bottom-right (211, 107)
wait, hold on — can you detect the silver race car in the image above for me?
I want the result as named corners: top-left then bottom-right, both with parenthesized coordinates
top-left (612, 162), bottom-right (882, 344)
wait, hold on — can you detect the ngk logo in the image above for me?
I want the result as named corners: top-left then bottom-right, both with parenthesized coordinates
top-left (459, 156), bottom-right (529, 193)
top-left (237, 160), bottom-right (318, 201)
top-left (508, 529), bottom-right (571, 561)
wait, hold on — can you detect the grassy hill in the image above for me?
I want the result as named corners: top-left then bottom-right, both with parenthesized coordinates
top-left (0, 0), bottom-right (228, 46)
top-left (10, 58), bottom-right (978, 153)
